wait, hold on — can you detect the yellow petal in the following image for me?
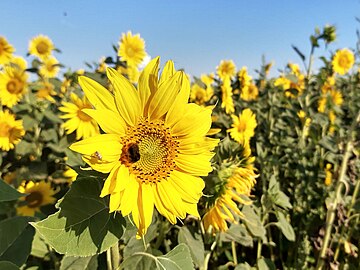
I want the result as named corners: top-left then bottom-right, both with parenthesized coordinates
top-left (109, 193), bottom-right (121, 213)
top-left (100, 163), bottom-right (121, 197)
top-left (157, 180), bottom-right (186, 219)
top-left (168, 170), bottom-right (204, 203)
top-left (139, 184), bottom-right (155, 234)
top-left (159, 60), bottom-right (175, 85)
top-left (148, 71), bottom-right (183, 120)
top-left (176, 153), bottom-right (214, 176)
top-left (78, 76), bottom-right (117, 112)
top-left (114, 165), bottom-right (131, 193)
top-left (153, 185), bottom-right (177, 224)
top-left (107, 67), bottom-right (142, 126)
top-left (119, 174), bottom-right (139, 216)
top-left (82, 108), bottom-right (127, 136)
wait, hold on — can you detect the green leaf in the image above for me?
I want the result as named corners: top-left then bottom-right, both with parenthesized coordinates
top-left (275, 212), bottom-right (295, 241)
top-left (0, 261), bottom-right (19, 270)
top-left (0, 217), bottom-right (35, 266)
top-left (60, 255), bottom-right (98, 270)
top-left (0, 179), bottom-right (24, 202)
top-left (222, 224), bottom-right (253, 247)
top-left (31, 177), bottom-right (125, 256)
top-left (30, 231), bottom-right (49, 259)
top-left (178, 227), bottom-right (204, 267)
top-left (121, 244), bottom-right (194, 270)
top-left (242, 205), bottom-right (266, 240)
top-left (234, 262), bottom-right (252, 270)
top-left (257, 258), bottom-right (276, 270)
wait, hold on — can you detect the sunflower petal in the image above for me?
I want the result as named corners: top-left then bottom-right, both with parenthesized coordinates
top-left (159, 60), bottom-right (175, 85)
top-left (138, 57), bottom-right (160, 111)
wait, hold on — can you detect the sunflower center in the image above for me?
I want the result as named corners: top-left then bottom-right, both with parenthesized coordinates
top-left (77, 110), bottom-right (92, 122)
top-left (126, 47), bottom-right (135, 57)
top-left (6, 79), bottom-right (23, 94)
top-left (120, 118), bottom-right (179, 184)
top-left (36, 41), bottom-right (49, 54)
top-left (25, 191), bottom-right (43, 208)
top-left (237, 121), bottom-right (247, 132)
top-left (0, 122), bottom-right (11, 137)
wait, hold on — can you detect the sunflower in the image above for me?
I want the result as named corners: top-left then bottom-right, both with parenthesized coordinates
top-left (190, 84), bottom-right (210, 105)
top-left (0, 36), bottom-right (15, 65)
top-left (59, 92), bottom-right (99, 140)
top-left (117, 65), bottom-right (140, 84)
top-left (203, 145), bottom-right (257, 233)
top-left (70, 57), bottom-right (219, 237)
top-left (17, 180), bottom-right (56, 216)
top-left (318, 89), bottom-right (343, 113)
top-left (0, 110), bottom-right (25, 151)
top-left (217, 60), bottom-right (236, 80)
top-left (36, 81), bottom-right (57, 102)
top-left (332, 48), bottom-right (355, 75)
top-left (240, 83), bottom-right (258, 101)
top-left (28, 35), bottom-right (55, 59)
top-left (228, 108), bottom-right (257, 144)
top-left (238, 67), bottom-right (252, 90)
top-left (63, 167), bottom-right (78, 182)
top-left (221, 76), bottom-right (235, 114)
top-left (0, 66), bottom-right (28, 107)
top-left (118, 31), bottom-right (146, 67)
top-left (10, 56), bottom-right (27, 71)
top-left (39, 56), bottom-right (60, 78)
top-left (324, 164), bottom-right (332, 186)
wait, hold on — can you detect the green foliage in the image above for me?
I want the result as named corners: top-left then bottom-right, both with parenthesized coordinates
top-left (0, 180), bottom-right (24, 202)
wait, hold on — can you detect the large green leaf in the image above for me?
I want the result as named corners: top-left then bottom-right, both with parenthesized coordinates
top-left (0, 216), bottom-right (35, 266)
top-left (275, 212), bottom-right (295, 241)
top-left (0, 261), bottom-right (19, 270)
top-left (60, 255), bottom-right (98, 270)
top-left (121, 244), bottom-right (194, 270)
top-left (0, 179), bottom-right (24, 202)
top-left (31, 177), bottom-right (125, 256)
top-left (242, 205), bottom-right (266, 240)
top-left (178, 227), bottom-right (204, 267)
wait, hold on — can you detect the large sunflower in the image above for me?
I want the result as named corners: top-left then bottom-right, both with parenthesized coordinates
top-left (118, 31), bottom-right (146, 67)
top-left (0, 66), bottom-right (28, 107)
top-left (28, 35), bottom-right (55, 59)
top-left (332, 48), bottom-right (354, 75)
top-left (70, 57), bottom-right (218, 237)
top-left (39, 56), bottom-right (60, 78)
top-left (59, 92), bottom-right (100, 140)
top-left (0, 36), bottom-right (15, 64)
top-left (17, 180), bottom-right (56, 216)
top-left (0, 110), bottom-right (25, 151)
top-left (217, 60), bottom-right (236, 81)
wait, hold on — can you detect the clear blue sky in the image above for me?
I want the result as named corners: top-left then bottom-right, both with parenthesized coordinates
top-left (1, 1), bottom-right (360, 77)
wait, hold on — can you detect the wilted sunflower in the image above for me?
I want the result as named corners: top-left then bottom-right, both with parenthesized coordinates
top-left (70, 57), bottom-right (219, 237)
top-left (28, 35), bottom-right (55, 59)
top-left (0, 66), bottom-right (28, 107)
top-left (228, 108), bottom-right (257, 144)
top-left (221, 76), bottom-right (235, 114)
top-left (332, 48), bottom-right (355, 75)
top-left (39, 56), bottom-right (60, 78)
top-left (217, 60), bottom-right (236, 81)
top-left (59, 92), bottom-right (99, 140)
top-left (17, 180), bottom-right (56, 216)
top-left (118, 31), bottom-right (146, 67)
top-left (0, 110), bottom-right (25, 151)
top-left (0, 37), bottom-right (15, 64)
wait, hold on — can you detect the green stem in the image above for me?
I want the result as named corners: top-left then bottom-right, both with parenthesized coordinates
top-left (231, 241), bottom-right (238, 265)
top-left (107, 243), bottom-right (120, 270)
top-left (202, 236), bottom-right (218, 270)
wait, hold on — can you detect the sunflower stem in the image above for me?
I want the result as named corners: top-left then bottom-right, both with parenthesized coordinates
top-left (203, 235), bottom-right (218, 270)
top-left (107, 243), bottom-right (120, 270)
top-left (231, 241), bottom-right (238, 265)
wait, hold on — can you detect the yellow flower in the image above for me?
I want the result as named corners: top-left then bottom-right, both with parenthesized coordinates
top-left (217, 60), bottom-right (236, 80)
top-left (10, 56), bottom-right (27, 71)
top-left (63, 167), bottom-right (78, 182)
top-left (264, 61), bottom-right (273, 76)
top-left (97, 57), bottom-right (108, 73)
top-left (200, 73), bottom-right (214, 99)
top-left (241, 83), bottom-right (258, 101)
top-left (59, 92), bottom-right (100, 140)
top-left (321, 76), bottom-right (336, 94)
top-left (297, 110), bottom-right (306, 120)
top-left (17, 180), bottom-right (56, 216)
top-left (274, 74), bottom-right (304, 98)
top-left (28, 35), bottom-right (55, 59)
top-left (61, 78), bottom-right (71, 94)
top-left (318, 89), bottom-right (343, 113)
top-left (0, 110), bottom-right (24, 151)
top-left (69, 57), bottom-right (219, 238)
top-left (39, 56), bottom-right (60, 78)
top-left (117, 65), bottom-right (140, 84)
top-left (332, 48), bottom-right (355, 75)
top-left (0, 66), bottom-right (28, 107)
top-left (324, 164), bottom-right (332, 186)
top-left (221, 76), bottom-right (235, 114)
top-left (0, 36), bottom-right (15, 64)
top-left (203, 147), bottom-right (257, 233)
top-left (118, 31), bottom-right (146, 67)
top-left (288, 63), bottom-right (301, 76)
top-left (238, 67), bottom-right (252, 90)
top-left (36, 82), bottom-right (57, 102)
top-left (190, 84), bottom-right (210, 105)
top-left (228, 108), bottom-right (257, 144)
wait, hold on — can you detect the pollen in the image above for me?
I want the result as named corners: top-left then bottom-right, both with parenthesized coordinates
top-left (120, 118), bottom-right (179, 184)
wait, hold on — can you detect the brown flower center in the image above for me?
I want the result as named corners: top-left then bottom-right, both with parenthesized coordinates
top-left (0, 122), bottom-right (11, 137)
top-left (6, 78), bottom-right (23, 94)
top-left (25, 191), bottom-right (43, 208)
top-left (36, 41), bottom-right (49, 54)
top-left (77, 110), bottom-right (92, 122)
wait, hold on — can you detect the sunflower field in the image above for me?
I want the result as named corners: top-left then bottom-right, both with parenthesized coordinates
top-left (0, 25), bottom-right (359, 270)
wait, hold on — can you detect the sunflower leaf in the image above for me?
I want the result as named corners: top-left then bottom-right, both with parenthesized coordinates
top-left (0, 179), bottom-right (24, 202)
top-left (60, 255), bottom-right (98, 270)
top-left (31, 177), bottom-right (125, 257)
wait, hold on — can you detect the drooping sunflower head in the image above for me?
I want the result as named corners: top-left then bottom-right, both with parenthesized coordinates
top-left (332, 48), bottom-right (355, 75)
top-left (17, 180), bottom-right (57, 216)
top-left (39, 56), bottom-right (60, 78)
top-left (228, 108), bottom-right (257, 144)
top-left (0, 66), bottom-right (28, 107)
top-left (118, 31), bottom-right (146, 67)
top-left (70, 57), bottom-right (219, 237)
top-left (0, 36), bottom-right (15, 64)
top-left (217, 60), bottom-right (236, 80)
top-left (28, 35), bottom-right (55, 59)
top-left (220, 76), bottom-right (235, 114)
top-left (0, 110), bottom-right (25, 151)
top-left (59, 92), bottom-right (100, 140)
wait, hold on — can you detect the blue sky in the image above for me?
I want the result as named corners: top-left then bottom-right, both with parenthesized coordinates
top-left (1, 1), bottom-right (360, 77)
